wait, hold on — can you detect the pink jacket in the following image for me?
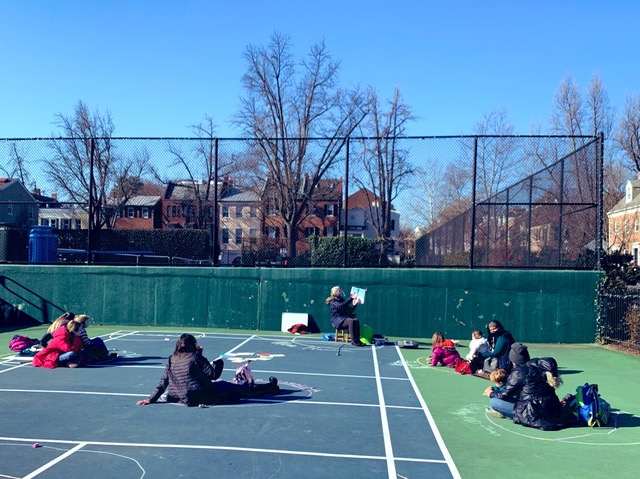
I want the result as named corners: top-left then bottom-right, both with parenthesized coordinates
top-left (431, 344), bottom-right (462, 367)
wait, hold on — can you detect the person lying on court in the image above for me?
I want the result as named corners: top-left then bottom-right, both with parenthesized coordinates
top-left (135, 333), bottom-right (279, 407)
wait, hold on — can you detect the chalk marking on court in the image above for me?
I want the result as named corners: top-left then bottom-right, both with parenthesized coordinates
top-left (397, 344), bottom-right (462, 479)
top-left (484, 411), bottom-right (640, 446)
top-left (0, 436), bottom-right (447, 464)
top-left (371, 345), bottom-right (397, 479)
top-left (22, 442), bottom-right (86, 479)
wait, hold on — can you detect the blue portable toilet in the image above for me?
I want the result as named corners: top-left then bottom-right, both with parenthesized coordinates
top-left (28, 226), bottom-right (58, 263)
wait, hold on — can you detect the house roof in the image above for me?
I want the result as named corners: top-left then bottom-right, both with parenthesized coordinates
top-left (220, 188), bottom-right (260, 203)
top-left (608, 179), bottom-right (640, 216)
top-left (126, 195), bottom-right (161, 207)
top-left (347, 187), bottom-right (395, 210)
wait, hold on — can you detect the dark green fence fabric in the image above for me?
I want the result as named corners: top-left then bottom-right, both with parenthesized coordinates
top-left (0, 266), bottom-right (600, 343)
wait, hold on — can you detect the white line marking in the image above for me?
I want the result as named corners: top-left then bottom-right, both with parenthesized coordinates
top-left (22, 442), bottom-right (86, 479)
top-left (0, 437), bottom-right (447, 464)
top-left (397, 345), bottom-right (462, 479)
top-left (371, 345), bottom-right (397, 478)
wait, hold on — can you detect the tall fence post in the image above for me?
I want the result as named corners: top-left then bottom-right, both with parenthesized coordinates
top-left (597, 131), bottom-right (605, 270)
top-left (87, 137), bottom-right (95, 265)
top-left (343, 137), bottom-right (350, 268)
top-left (469, 137), bottom-right (478, 269)
top-left (212, 138), bottom-right (219, 267)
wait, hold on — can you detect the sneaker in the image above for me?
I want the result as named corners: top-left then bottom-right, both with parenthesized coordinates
top-left (67, 362), bottom-right (80, 368)
top-left (486, 407), bottom-right (505, 419)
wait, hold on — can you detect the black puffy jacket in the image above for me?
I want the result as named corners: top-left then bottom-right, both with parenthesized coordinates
top-left (492, 357), bottom-right (566, 431)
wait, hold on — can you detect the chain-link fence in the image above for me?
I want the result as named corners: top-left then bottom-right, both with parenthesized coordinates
top-left (599, 290), bottom-right (640, 351)
top-left (0, 134), bottom-right (603, 269)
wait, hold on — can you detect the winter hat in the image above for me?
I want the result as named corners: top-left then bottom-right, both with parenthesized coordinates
top-left (487, 321), bottom-right (499, 329)
top-left (509, 342), bottom-right (530, 365)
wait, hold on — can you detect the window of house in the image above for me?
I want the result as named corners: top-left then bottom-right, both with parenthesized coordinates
top-left (7, 204), bottom-right (13, 216)
top-left (41, 218), bottom-right (49, 226)
top-left (222, 228), bottom-right (229, 244)
top-left (62, 219), bottom-right (71, 229)
top-left (305, 227), bottom-right (319, 237)
top-left (75, 219), bottom-right (82, 230)
top-left (250, 206), bottom-right (257, 218)
top-left (267, 226), bottom-right (278, 239)
top-left (222, 206), bottom-right (229, 217)
top-left (624, 219), bottom-right (630, 234)
top-left (29, 209), bottom-right (35, 221)
top-left (142, 207), bottom-right (150, 219)
top-left (50, 218), bottom-right (59, 229)
top-left (128, 207), bottom-right (135, 218)
top-left (635, 218), bottom-right (639, 233)
top-left (325, 204), bottom-right (336, 216)
top-left (172, 205), bottom-right (177, 217)
top-left (391, 219), bottom-right (396, 231)
top-left (325, 226), bottom-right (336, 237)
top-left (249, 228), bottom-right (258, 245)
top-left (267, 204), bottom-right (276, 216)
top-left (614, 222), bottom-right (619, 233)
top-left (307, 203), bottom-right (318, 216)
top-left (235, 228), bottom-right (243, 244)
top-left (236, 206), bottom-right (243, 218)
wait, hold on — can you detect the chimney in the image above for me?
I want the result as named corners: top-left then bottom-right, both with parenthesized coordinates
top-left (51, 193), bottom-right (58, 201)
top-left (33, 188), bottom-right (41, 196)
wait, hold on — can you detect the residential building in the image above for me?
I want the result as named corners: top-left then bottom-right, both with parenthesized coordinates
top-left (0, 178), bottom-right (38, 227)
top-left (162, 179), bottom-right (231, 229)
top-left (262, 177), bottom-right (342, 257)
top-left (608, 176), bottom-right (640, 263)
top-left (219, 187), bottom-right (262, 265)
top-left (32, 189), bottom-right (88, 230)
top-left (342, 188), bottom-right (400, 246)
top-left (112, 195), bottom-right (163, 230)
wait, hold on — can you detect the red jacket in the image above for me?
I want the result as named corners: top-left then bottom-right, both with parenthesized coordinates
top-left (32, 327), bottom-right (83, 369)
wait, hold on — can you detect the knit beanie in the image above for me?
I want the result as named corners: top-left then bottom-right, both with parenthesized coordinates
top-left (487, 321), bottom-right (499, 329)
top-left (509, 342), bottom-right (530, 365)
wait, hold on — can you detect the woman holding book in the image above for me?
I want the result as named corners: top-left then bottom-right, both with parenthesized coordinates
top-left (325, 286), bottom-right (364, 346)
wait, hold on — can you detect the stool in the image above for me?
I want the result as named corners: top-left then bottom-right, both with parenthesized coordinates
top-left (335, 328), bottom-right (350, 343)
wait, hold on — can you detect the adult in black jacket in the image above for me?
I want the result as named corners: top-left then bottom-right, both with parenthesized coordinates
top-left (485, 343), bottom-right (566, 431)
top-left (136, 334), bottom-right (279, 407)
top-left (325, 286), bottom-right (364, 346)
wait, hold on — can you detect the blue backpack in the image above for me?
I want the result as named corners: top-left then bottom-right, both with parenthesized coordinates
top-left (572, 383), bottom-right (611, 427)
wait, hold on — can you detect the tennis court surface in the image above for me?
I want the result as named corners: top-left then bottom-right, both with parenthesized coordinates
top-left (0, 330), bottom-right (459, 479)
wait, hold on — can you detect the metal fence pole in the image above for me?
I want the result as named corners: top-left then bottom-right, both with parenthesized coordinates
top-left (469, 137), bottom-right (478, 269)
top-left (342, 137), bottom-right (350, 268)
top-left (212, 138), bottom-right (220, 267)
top-left (87, 137), bottom-right (95, 265)
top-left (597, 132), bottom-right (605, 270)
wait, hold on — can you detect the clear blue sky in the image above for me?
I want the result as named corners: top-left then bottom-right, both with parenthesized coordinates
top-left (1, 1), bottom-right (637, 139)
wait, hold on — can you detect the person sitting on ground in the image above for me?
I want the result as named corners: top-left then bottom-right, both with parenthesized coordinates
top-left (135, 334), bottom-right (279, 407)
top-left (430, 338), bottom-right (462, 367)
top-left (484, 343), bottom-right (566, 430)
top-left (489, 368), bottom-right (508, 393)
top-left (473, 320), bottom-right (515, 376)
top-left (325, 286), bottom-right (364, 347)
top-left (74, 314), bottom-right (117, 362)
top-left (33, 319), bottom-right (84, 368)
top-left (39, 311), bottom-right (75, 347)
top-left (466, 329), bottom-right (489, 361)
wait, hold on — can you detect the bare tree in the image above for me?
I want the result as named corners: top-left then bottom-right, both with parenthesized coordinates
top-left (46, 101), bottom-right (148, 229)
top-left (0, 142), bottom-right (33, 188)
top-left (157, 115), bottom-right (239, 228)
top-left (353, 87), bottom-right (415, 252)
top-left (618, 94), bottom-right (640, 172)
top-left (234, 32), bottom-right (368, 258)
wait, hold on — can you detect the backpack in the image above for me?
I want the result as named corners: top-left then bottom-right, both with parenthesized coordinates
top-left (454, 359), bottom-right (472, 375)
top-left (9, 335), bottom-right (39, 352)
top-left (572, 383), bottom-right (611, 427)
top-left (233, 362), bottom-right (255, 386)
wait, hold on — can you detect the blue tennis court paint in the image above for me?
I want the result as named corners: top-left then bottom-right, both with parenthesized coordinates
top-left (0, 331), bottom-right (460, 479)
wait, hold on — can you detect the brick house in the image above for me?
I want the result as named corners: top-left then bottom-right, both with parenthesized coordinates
top-left (608, 176), bottom-right (640, 263)
top-left (112, 195), bottom-right (163, 230)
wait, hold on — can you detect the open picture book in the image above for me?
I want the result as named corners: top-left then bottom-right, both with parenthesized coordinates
top-left (350, 286), bottom-right (367, 304)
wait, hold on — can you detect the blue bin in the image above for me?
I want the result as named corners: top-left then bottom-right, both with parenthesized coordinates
top-left (28, 226), bottom-right (58, 264)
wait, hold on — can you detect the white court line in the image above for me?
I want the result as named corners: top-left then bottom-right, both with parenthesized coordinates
top-left (22, 442), bottom-right (86, 479)
top-left (371, 345), bottom-right (397, 479)
top-left (397, 345), bottom-right (462, 479)
top-left (0, 362), bottom-right (31, 374)
top-left (0, 436), bottom-right (447, 465)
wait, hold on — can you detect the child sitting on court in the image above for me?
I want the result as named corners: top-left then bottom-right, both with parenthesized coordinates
top-left (489, 368), bottom-right (508, 392)
top-left (465, 329), bottom-right (489, 361)
top-left (430, 338), bottom-right (462, 367)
